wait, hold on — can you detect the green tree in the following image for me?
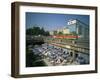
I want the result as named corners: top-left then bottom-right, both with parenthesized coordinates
top-left (45, 31), bottom-right (50, 36)
top-left (58, 32), bottom-right (63, 35)
top-left (32, 27), bottom-right (41, 35)
top-left (26, 28), bottom-right (33, 35)
top-left (40, 27), bottom-right (45, 35)
top-left (53, 31), bottom-right (57, 35)
top-left (26, 25), bottom-right (50, 36)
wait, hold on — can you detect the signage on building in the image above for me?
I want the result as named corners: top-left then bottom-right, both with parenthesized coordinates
top-left (67, 20), bottom-right (77, 25)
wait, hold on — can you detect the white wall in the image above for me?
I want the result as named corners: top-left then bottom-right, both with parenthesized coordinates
top-left (0, 0), bottom-right (100, 80)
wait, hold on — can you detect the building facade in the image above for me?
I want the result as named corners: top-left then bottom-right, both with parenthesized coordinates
top-left (67, 19), bottom-right (89, 40)
top-left (57, 28), bottom-right (70, 34)
top-left (49, 27), bottom-right (70, 35)
top-left (49, 19), bottom-right (89, 41)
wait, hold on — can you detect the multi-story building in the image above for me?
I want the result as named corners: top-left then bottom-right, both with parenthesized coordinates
top-left (57, 28), bottom-right (70, 34)
top-left (49, 19), bottom-right (89, 41)
top-left (49, 27), bottom-right (70, 35)
top-left (49, 31), bottom-right (54, 35)
top-left (67, 19), bottom-right (89, 40)
top-left (62, 28), bottom-right (70, 34)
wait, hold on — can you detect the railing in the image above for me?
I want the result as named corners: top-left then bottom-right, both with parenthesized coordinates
top-left (44, 38), bottom-right (89, 54)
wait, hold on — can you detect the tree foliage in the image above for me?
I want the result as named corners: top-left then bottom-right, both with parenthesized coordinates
top-left (58, 32), bottom-right (63, 35)
top-left (26, 25), bottom-right (50, 36)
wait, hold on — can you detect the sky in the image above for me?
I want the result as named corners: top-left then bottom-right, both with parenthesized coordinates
top-left (26, 12), bottom-right (89, 31)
